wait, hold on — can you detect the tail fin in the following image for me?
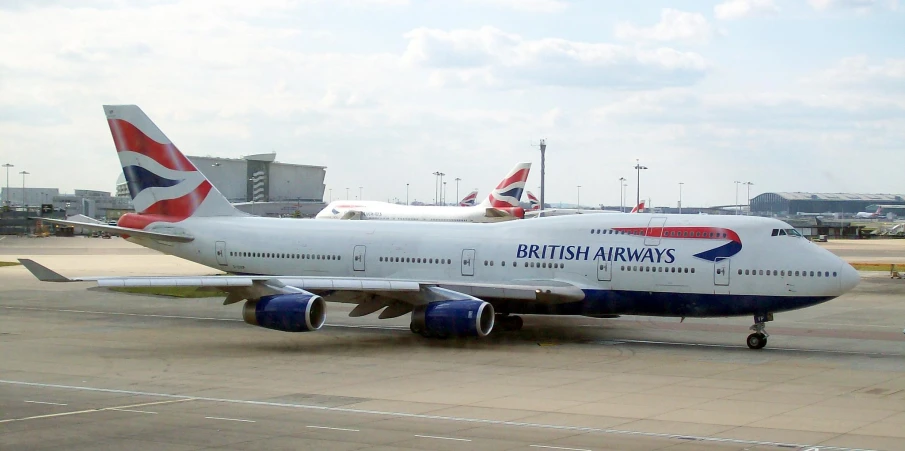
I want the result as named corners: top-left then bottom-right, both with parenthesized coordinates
top-left (876, 206), bottom-right (883, 215)
top-left (105, 105), bottom-right (242, 222)
top-left (526, 191), bottom-right (540, 210)
top-left (478, 162), bottom-right (531, 208)
top-left (458, 190), bottom-right (478, 207)
top-left (630, 201), bottom-right (645, 213)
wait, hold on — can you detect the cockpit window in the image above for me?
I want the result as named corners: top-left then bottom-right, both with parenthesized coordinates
top-left (771, 229), bottom-right (779, 236)
top-left (778, 229), bottom-right (787, 236)
top-left (786, 229), bottom-right (802, 237)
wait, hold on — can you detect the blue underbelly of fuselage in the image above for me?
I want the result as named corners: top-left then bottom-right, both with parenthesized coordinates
top-left (489, 290), bottom-right (836, 318)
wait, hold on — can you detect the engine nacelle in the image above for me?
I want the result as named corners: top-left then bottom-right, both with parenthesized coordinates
top-left (411, 300), bottom-right (495, 338)
top-left (497, 206), bottom-right (525, 219)
top-left (243, 293), bottom-right (326, 332)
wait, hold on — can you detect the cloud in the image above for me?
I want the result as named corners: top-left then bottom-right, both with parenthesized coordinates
top-left (462, 0), bottom-right (568, 13)
top-left (807, 0), bottom-right (899, 11)
top-left (615, 9), bottom-right (715, 44)
top-left (714, 0), bottom-right (780, 20)
top-left (814, 56), bottom-right (905, 90)
top-left (404, 26), bottom-right (709, 89)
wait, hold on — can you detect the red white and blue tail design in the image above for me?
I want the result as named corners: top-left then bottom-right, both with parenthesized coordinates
top-left (630, 201), bottom-right (645, 213)
top-left (458, 190), bottom-right (478, 207)
top-left (526, 191), bottom-right (540, 210)
top-left (105, 105), bottom-right (242, 227)
top-left (479, 162), bottom-right (531, 208)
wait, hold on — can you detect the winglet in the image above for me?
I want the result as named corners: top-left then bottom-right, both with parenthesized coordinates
top-left (18, 259), bottom-right (72, 282)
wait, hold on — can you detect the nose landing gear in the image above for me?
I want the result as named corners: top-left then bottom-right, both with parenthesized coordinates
top-left (747, 313), bottom-right (773, 349)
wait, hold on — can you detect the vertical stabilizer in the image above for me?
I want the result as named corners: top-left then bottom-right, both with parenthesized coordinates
top-left (478, 162), bottom-right (531, 208)
top-left (104, 105), bottom-right (243, 221)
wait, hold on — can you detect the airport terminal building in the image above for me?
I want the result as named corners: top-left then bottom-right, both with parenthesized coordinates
top-left (750, 192), bottom-right (905, 216)
top-left (115, 152), bottom-right (328, 217)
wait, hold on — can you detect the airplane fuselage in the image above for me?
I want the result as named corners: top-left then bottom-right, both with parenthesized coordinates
top-left (132, 213), bottom-right (857, 318)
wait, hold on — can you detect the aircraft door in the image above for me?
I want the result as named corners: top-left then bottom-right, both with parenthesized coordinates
top-left (596, 260), bottom-right (612, 281)
top-left (644, 217), bottom-right (667, 246)
top-left (714, 257), bottom-right (730, 286)
top-left (215, 241), bottom-right (228, 266)
top-left (353, 245), bottom-right (366, 272)
top-left (461, 249), bottom-right (475, 276)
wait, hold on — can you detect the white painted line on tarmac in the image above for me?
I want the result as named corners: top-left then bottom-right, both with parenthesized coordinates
top-left (530, 445), bottom-right (592, 451)
top-left (109, 408), bottom-right (157, 414)
top-left (414, 434), bottom-right (471, 442)
top-left (0, 398), bottom-right (190, 424)
top-left (0, 306), bottom-right (405, 330)
top-left (598, 338), bottom-right (899, 356)
top-left (0, 379), bottom-right (876, 451)
top-left (205, 416), bottom-right (255, 423)
top-left (306, 425), bottom-right (359, 432)
top-left (24, 400), bottom-right (68, 406)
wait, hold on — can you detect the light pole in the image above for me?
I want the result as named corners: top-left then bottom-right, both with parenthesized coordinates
top-left (442, 181), bottom-right (447, 205)
top-left (406, 183), bottom-right (409, 205)
top-left (577, 185), bottom-right (581, 208)
top-left (346, 187), bottom-right (349, 199)
top-left (2, 163), bottom-right (12, 207)
top-left (623, 183), bottom-right (628, 211)
top-left (439, 172), bottom-right (446, 205)
top-left (328, 188), bottom-right (332, 202)
top-left (454, 177), bottom-right (461, 204)
top-left (733, 181), bottom-right (741, 215)
top-left (19, 171), bottom-right (29, 207)
top-left (359, 186), bottom-right (363, 200)
top-left (744, 181), bottom-right (754, 215)
top-left (678, 182), bottom-right (684, 215)
top-left (432, 171), bottom-right (440, 205)
top-left (634, 159), bottom-right (647, 208)
top-left (618, 177), bottom-right (626, 212)
top-left (539, 139), bottom-right (546, 211)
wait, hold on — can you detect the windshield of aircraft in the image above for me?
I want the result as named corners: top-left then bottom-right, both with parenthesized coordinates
top-left (771, 228), bottom-right (803, 237)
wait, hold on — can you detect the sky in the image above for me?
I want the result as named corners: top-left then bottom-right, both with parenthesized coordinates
top-left (1, 0), bottom-right (903, 208)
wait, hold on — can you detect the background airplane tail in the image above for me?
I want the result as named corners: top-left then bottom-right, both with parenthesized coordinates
top-left (105, 105), bottom-right (243, 222)
top-left (526, 191), bottom-right (540, 210)
top-left (458, 190), bottom-right (478, 207)
top-left (478, 162), bottom-right (531, 208)
top-left (631, 201), bottom-right (645, 213)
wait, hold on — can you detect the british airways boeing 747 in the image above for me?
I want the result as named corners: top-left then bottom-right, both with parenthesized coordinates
top-left (25, 105), bottom-right (860, 349)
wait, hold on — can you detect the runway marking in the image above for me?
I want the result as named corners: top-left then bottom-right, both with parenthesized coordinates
top-left (596, 338), bottom-right (901, 356)
top-left (0, 380), bottom-right (876, 451)
top-left (0, 398), bottom-right (190, 424)
top-left (205, 416), bottom-right (255, 423)
top-left (530, 445), bottom-right (592, 451)
top-left (24, 400), bottom-right (67, 406)
top-left (414, 434), bottom-right (471, 442)
top-left (306, 425), bottom-right (359, 432)
top-left (109, 408), bottom-right (157, 414)
top-left (0, 306), bottom-right (406, 330)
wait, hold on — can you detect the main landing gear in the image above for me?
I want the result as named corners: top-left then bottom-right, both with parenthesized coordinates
top-left (746, 313), bottom-right (773, 350)
top-left (496, 314), bottom-right (523, 332)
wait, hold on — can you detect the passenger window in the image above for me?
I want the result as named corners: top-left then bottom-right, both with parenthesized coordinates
top-left (833, 272), bottom-right (837, 277)
top-left (817, 271), bottom-right (821, 277)
top-left (490, 261), bottom-right (494, 266)
top-left (524, 262), bottom-right (528, 267)
top-left (501, 261), bottom-right (506, 267)
top-left (738, 269), bottom-right (743, 275)
top-left (745, 269), bottom-right (749, 275)
top-left (795, 271), bottom-right (799, 276)
top-left (773, 270), bottom-right (778, 276)
top-left (691, 268), bottom-right (695, 273)
top-left (781, 270), bottom-right (785, 276)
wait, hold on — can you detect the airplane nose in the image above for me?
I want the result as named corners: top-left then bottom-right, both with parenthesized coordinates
top-left (840, 263), bottom-right (860, 292)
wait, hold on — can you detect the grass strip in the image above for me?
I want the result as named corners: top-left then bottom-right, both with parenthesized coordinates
top-left (849, 263), bottom-right (904, 272)
top-left (0, 261), bottom-right (21, 267)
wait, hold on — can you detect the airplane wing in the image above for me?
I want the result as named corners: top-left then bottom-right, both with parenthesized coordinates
top-left (36, 218), bottom-right (194, 243)
top-left (19, 259), bottom-right (586, 308)
top-left (340, 210), bottom-right (364, 220)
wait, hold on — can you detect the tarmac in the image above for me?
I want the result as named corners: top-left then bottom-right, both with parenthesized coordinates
top-left (1, 236), bottom-right (904, 451)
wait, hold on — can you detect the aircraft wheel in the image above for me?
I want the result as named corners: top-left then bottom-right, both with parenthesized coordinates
top-left (410, 323), bottom-right (423, 335)
top-left (746, 333), bottom-right (767, 350)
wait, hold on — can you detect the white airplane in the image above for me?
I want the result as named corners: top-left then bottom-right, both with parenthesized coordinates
top-left (525, 194), bottom-right (645, 218)
top-left (25, 105), bottom-right (860, 350)
top-left (855, 206), bottom-right (883, 219)
top-left (458, 190), bottom-right (478, 207)
top-left (315, 164), bottom-right (529, 222)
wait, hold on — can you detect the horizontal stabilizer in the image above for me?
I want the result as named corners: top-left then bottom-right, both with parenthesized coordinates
top-left (19, 259), bottom-right (70, 282)
top-left (485, 208), bottom-right (513, 218)
top-left (37, 218), bottom-right (194, 243)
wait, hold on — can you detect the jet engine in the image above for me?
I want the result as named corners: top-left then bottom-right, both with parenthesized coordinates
top-left (410, 300), bottom-right (495, 338)
top-left (243, 293), bottom-right (326, 332)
